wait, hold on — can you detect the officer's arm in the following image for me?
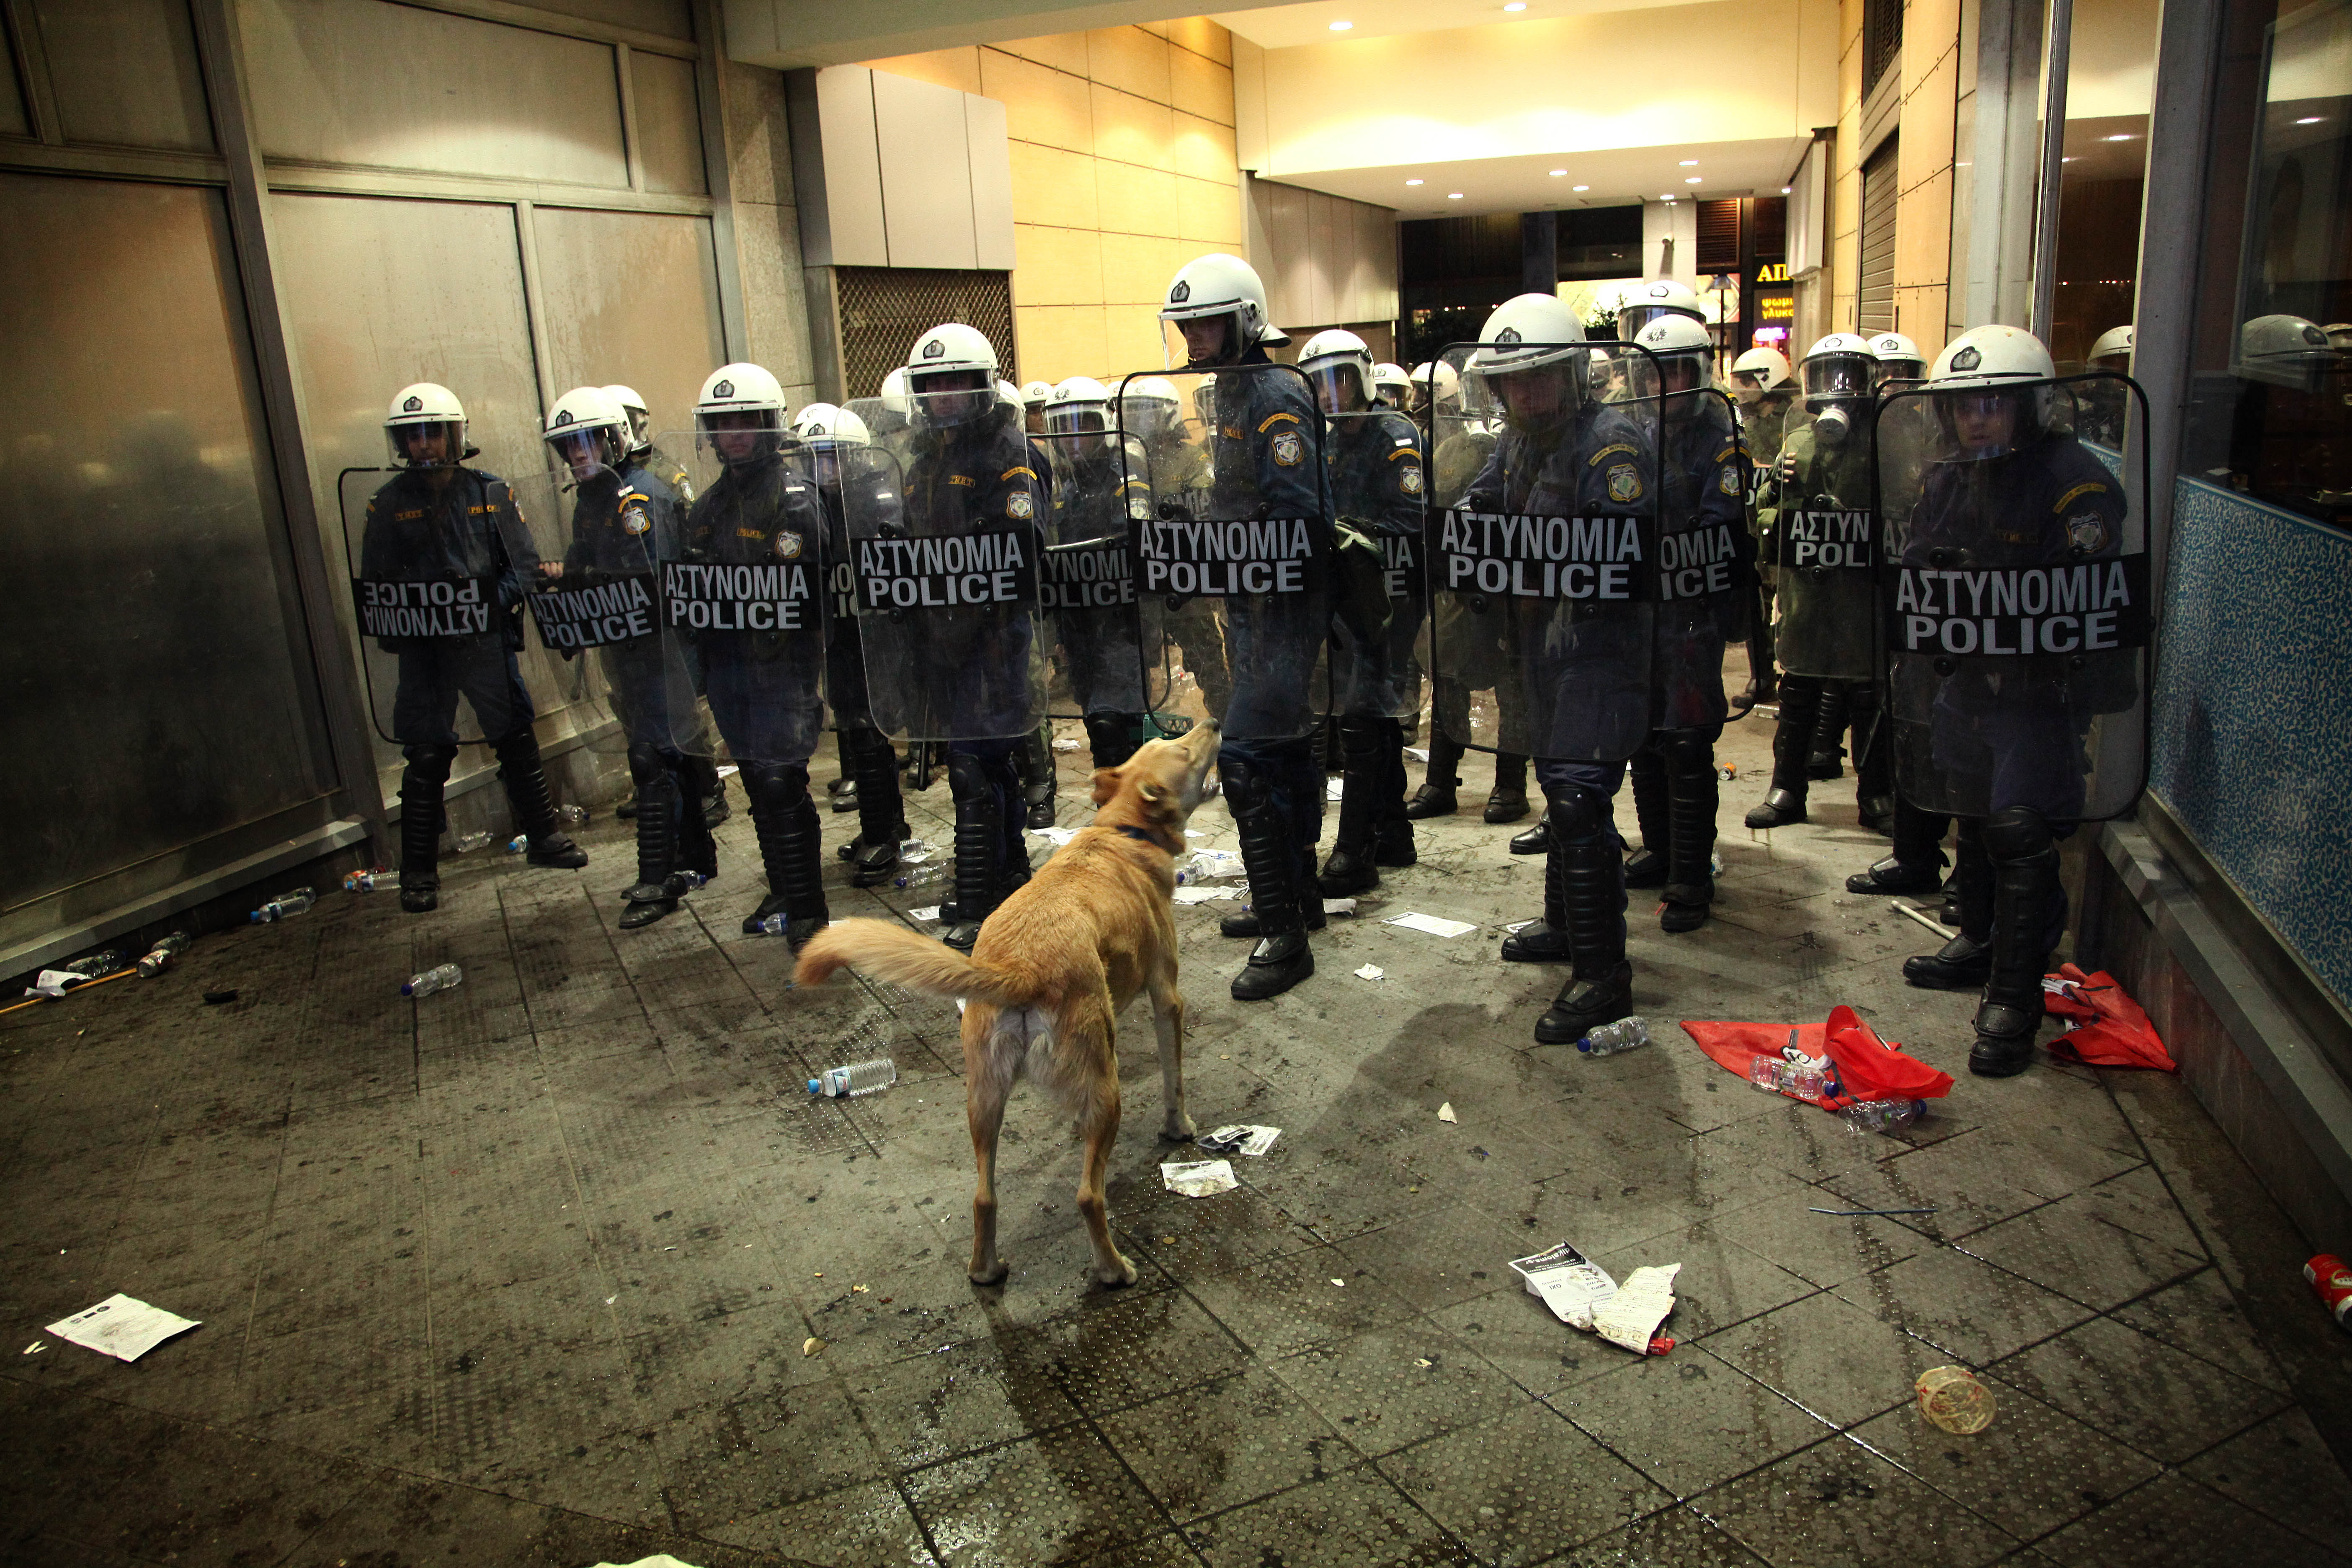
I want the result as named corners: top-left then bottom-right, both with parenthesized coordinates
top-left (1251, 408), bottom-right (1324, 519)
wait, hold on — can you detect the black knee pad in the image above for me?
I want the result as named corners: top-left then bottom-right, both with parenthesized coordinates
top-left (1982, 804), bottom-right (2055, 863)
top-left (743, 761), bottom-right (810, 812)
top-left (626, 742), bottom-right (668, 790)
top-left (401, 743), bottom-right (458, 787)
top-left (1218, 753), bottom-right (1268, 814)
top-left (1544, 783), bottom-right (1608, 843)
top-left (947, 750), bottom-right (993, 804)
top-left (1655, 728), bottom-right (1715, 780)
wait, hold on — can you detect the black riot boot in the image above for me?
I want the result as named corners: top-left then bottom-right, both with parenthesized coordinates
top-left (1903, 818), bottom-right (1994, 989)
top-left (1501, 824), bottom-right (1572, 963)
top-left (620, 746), bottom-right (694, 930)
top-left (1622, 745), bottom-right (1670, 889)
top-left (1848, 797), bottom-right (1950, 895)
top-left (1806, 681), bottom-right (1849, 779)
top-left (942, 751), bottom-right (1003, 953)
top-left (1970, 806), bottom-right (2062, 1077)
top-left (841, 730), bottom-right (908, 889)
top-left (1733, 582), bottom-right (1777, 710)
top-left (1744, 674), bottom-right (1821, 828)
top-left (1406, 719), bottom-right (1465, 819)
top-left (686, 751), bottom-right (731, 828)
top-left (1658, 730), bottom-right (1719, 934)
top-left (1373, 720), bottom-right (1416, 867)
top-left (1318, 717), bottom-right (1389, 897)
top-left (1849, 683), bottom-right (1895, 830)
top-left (1534, 787), bottom-right (1633, 1044)
top-left (1225, 757), bottom-right (1315, 1000)
top-left (1083, 712), bottom-right (1140, 772)
top-left (742, 763), bottom-right (830, 945)
top-left (1487, 749), bottom-right (1532, 825)
top-left (1016, 723), bottom-right (1057, 830)
top-left (397, 743), bottom-right (457, 914)
top-left (492, 728), bottom-right (588, 869)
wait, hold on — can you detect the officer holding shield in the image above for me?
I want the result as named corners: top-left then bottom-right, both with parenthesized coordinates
top-left (1042, 377), bottom-right (1153, 771)
top-left (361, 383), bottom-right (587, 913)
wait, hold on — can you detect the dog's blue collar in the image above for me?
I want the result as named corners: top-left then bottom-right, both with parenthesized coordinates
top-left (1113, 825), bottom-right (1163, 847)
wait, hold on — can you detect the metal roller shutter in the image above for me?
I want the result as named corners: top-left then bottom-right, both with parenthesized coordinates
top-left (1858, 138), bottom-right (1899, 336)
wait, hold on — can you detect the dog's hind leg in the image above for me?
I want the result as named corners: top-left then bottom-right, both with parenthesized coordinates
top-left (1070, 997), bottom-right (1138, 1287)
top-left (1148, 958), bottom-right (1195, 1142)
top-left (966, 1024), bottom-right (1014, 1286)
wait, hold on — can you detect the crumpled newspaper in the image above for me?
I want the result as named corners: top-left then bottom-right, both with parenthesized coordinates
top-left (1592, 1264), bottom-right (1680, 1353)
top-left (1511, 1242), bottom-right (1617, 1328)
top-left (1161, 1159), bottom-right (1238, 1197)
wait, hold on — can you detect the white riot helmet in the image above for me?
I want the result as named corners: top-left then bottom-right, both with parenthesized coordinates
top-left (1021, 379), bottom-right (1055, 410)
top-left (1729, 347), bottom-right (1792, 405)
top-left (996, 379), bottom-right (1022, 408)
top-left (1470, 293), bottom-right (1590, 426)
top-left (1866, 332), bottom-right (1926, 386)
top-left (905, 322), bottom-right (1001, 428)
top-left (2087, 325), bottom-right (2134, 369)
top-left (1931, 324), bottom-right (2059, 457)
top-left (602, 384), bottom-right (652, 453)
top-left (384, 382), bottom-right (467, 467)
top-left (1797, 333), bottom-right (1877, 446)
top-left (1411, 360), bottom-right (1462, 412)
top-left (1372, 362), bottom-right (1410, 407)
top-left (1161, 252), bottom-right (1287, 365)
top-left (879, 367), bottom-right (911, 420)
top-left (2239, 314), bottom-right (2334, 391)
top-left (1119, 375), bottom-right (1184, 442)
top-left (1617, 279), bottom-right (1706, 342)
top-left (1629, 314), bottom-right (1716, 405)
top-left (693, 362), bottom-right (788, 464)
top-left (1045, 376), bottom-right (1114, 440)
top-left (544, 384), bottom-right (630, 475)
top-left (1297, 328), bottom-right (1376, 415)
top-left (789, 402), bottom-right (870, 451)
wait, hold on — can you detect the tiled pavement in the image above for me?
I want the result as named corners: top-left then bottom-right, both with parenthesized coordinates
top-left (7, 709), bottom-right (2352, 1566)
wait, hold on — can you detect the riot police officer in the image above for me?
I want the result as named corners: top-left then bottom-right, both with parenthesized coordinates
top-left (1450, 294), bottom-right (1658, 1040)
top-left (1617, 279), bottom-right (1707, 341)
top-left (544, 385), bottom-right (708, 929)
top-left (1881, 325), bottom-right (2137, 1076)
top-left (361, 383), bottom-right (587, 913)
top-left (1867, 333), bottom-right (1926, 387)
top-left (1158, 252), bottom-right (1333, 999)
top-left (1121, 373), bottom-right (1233, 730)
top-left (1040, 377), bottom-right (1152, 771)
top-left (677, 364), bottom-right (832, 943)
top-left (1746, 333), bottom-right (1880, 830)
top-left (1371, 361), bottom-right (1411, 411)
top-left (1297, 329), bottom-right (1425, 897)
top-left (793, 402), bottom-right (910, 889)
top-left (1021, 380), bottom-right (1055, 436)
top-left (1729, 346), bottom-right (1794, 710)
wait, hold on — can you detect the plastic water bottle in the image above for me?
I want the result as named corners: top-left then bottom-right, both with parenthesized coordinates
top-left (894, 864), bottom-right (947, 890)
top-left (62, 951), bottom-right (126, 980)
top-left (453, 831), bottom-right (491, 853)
top-left (402, 962), bottom-right (463, 998)
top-left (1843, 1098), bottom-right (1924, 1134)
top-left (809, 1058), bottom-right (897, 1098)
top-left (1748, 1055), bottom-right (1786, 1091)
top-left (251, 887), bottom-right (316, 923)
top-left (344, 867), bottom-right (389, 892)
top-left (557, 803), bottom-right (588, 825)
top-left (137, 933), bottom-right (191, 979)
top-left (505, 835), bottom-right (529, 854)
top-left (1577, 1016), bottom-right (1650, 1056)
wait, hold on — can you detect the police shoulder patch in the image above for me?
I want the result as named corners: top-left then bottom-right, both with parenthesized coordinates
top-left (1270, 430), bottom-right (1305, 467)
top-left (1256, 411), bottom-right (1302, 433)
top-left (774, 530), bottom-right (804, 559)
top-left (1718, 464), bottom-right (1740, 496)
top-left (1400, 464), bottom-right (1424, 496)
top-left (1606, 463), bottom-right (1643, 504)
top-left (623, 504), bottom-right (652, 536)
top-left (1007, 490), bottom-right (1035, 520)
top-left (1588, 442), bottom-right (1639, 467)
top-left (1129, 495), bottom-right (1153, 521)
top-left (2066, 512), bottom-right (2112, 554)
top-left (1001, 466), bottom-right (1037, 482)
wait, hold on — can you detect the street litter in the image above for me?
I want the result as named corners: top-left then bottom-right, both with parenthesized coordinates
top-left (250, 887), bottom-right (317, 922)
top-left (344, 867), bottom-right (390, 892)
top-left (1353, 964), bottom-right (1385, 980)
top-left (402, 963), bottom-right (462, 999)
top-left (1811, 1206), bottom-right (1940, 1217)
top-left (1177, 849), bottom-right (1243, 882)
top-left (2042, 965), bottom-right (2177, 1070)
top-left (1511, 1242), bottom-right (1616, 1327)
top-left (1327, 778), bottom-right (1345, 800)
top-left (1197, 1124), bottom-right (1281, 1157)
top-left (1385, 911), bottom-right (1478, 938)
top-left (1577, 1018), bottom-right (1649, 1057)
top-left (1593, 1264), bottom-right (1680, 1354)
top-left (1502, 920), bottom-right (1532, 934)
top-left (1322, 898), bottom-right (1357, 916)
top-left (1683, 1006), bottom-right (1954, 1114)
top-left (47, 1295), bottom-right (200, 1361)
top-left (1436, 1103), bottom-right (1457, 1123)
top-left (137, 934), bottom-right (191, 978)
top-left (910, 906), bottom-right (941, 922)
top-left (592, 1556), bottom-right (706, 1568)
top-left (717, 765), bottom-right (739, 777)
top-left (809, 1059), bottom-right (896, 1098)
top-left (899, 839), bottom-right (936, 864)
top-left (1916, 1366), bottom-right (1996, 1434)
top-left (1173, 885), bottom-right (1241, 904)
top-left (1161, 1159), bottom-right (1238, 1197)
top-left (1510, 1243), bottom-right (1677, 1353)
top-left (1052, 737), bottom-right (1081, 751)
top-left (2306, 1254), bottom-right (2352, 1328)
top-left (1029, 826), bottom-right (1078, 845)
top-left (1406, 747), bottom-right (1430, 761)
top-left (1890, 898), bottom-right (1958, 939)
top-left (22, 1342), bottom-right (42, 1354)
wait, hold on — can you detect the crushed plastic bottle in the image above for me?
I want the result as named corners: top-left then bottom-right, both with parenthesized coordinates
top-left (809, 1058), bottom-right (897, 1098)
top-left (1749, 1053), bottom-right (1830, 1098)
top-left (61, 951), bottom-right (127, 981)
top-left (250, 887), bottom-right (317, 923)
top-left (893, 864), bottom-right (948, 890)
top-left (402, 962), bottom-right (463, 999)
top-left (1842, 1098), bottom-right (1925, 1134)
top-left (453, 831), bottom-right (492, 853)
top-left (1576, 1016), bottom-right (1651, 1056)
top-left (557, 803), bottom-right (588, 825)
top-left (344, 867), bottom-right (390, 892)
top-left (505, 835), bottom-right (529, 854)
top-left (137, 933), bottom-right (191, 978)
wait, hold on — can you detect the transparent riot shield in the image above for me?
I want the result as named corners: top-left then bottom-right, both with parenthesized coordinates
top-left (1875, 372), bottom-right (2152, 824)
top-left (338, 465), bottom-right (522, 745)
top-left (508, 464), bottom-right (700, 757)
top-left (1639, 385), bottom-right (1754, 730)
top-left (658, 431), bottom-right (829, 771)
top-left (1320, 406), bottom-right (1429, 725)
top-left (1424, 340), bottom-right (1661, 763)
top-left (842, 396), bottom-right (915, 470)
top-left (1768, 395), bottom-right (1882, 681)
top-left (1033, 429), bottom-right (1167, 725)
top-left (840, 402), bottom-right (1050, 743)
top-left (1115, 363), bottom-right (1333, 742)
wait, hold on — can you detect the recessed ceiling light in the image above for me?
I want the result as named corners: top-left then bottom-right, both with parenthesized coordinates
top-left (1406, 178), bottom-right (1424, 186)
top-left (1679, 160), bottom-right (1698, 167)
top-left (1329, 18), bottom-right (1352, 29)
top-left (1685, 176), bottom-right (1702, 183)
top-left (1503, 2), bottom-right (1527, 10)
top-left (2104, 133), bottom-right (2136, 142)
top-left (1548, 169), bottom-right (1567, 177)
top-left (1447, 192), bottom-right (1465, 199)
top-left (1782, 186), bottom-right (1792, 193)
top-left (2062, 156), bottom-right (2077, 162)
top-left (1573, 184), bottom-right (1589, 192)
top-left (2297, 115), bottom-right (2325, 124)
top-left (1661, 193), bottom-right (1676, 200)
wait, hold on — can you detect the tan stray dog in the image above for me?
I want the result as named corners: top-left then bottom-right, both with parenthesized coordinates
top-left (793, 720), bottom-right (1221, 1287)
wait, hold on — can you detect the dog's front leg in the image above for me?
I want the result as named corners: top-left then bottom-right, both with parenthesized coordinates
top-left (966, 1060), bottom-right (1011, 1287)
top-left (1149, 965), bottom-right (1194, 1142)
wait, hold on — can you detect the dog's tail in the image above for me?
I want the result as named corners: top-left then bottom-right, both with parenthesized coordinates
top-left (793, 918), bottom-right (1034, 1008)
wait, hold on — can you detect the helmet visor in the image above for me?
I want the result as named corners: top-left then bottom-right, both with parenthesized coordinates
top-left (386, 418), bottom-right (464, 468)
top-left (908, 368), bottom-right (993, 427)
top-left (1627, 353), bottom-right (1707, 408)
top-left (1618, 303), bottom-right (1694, 341)
top-left (1121, 396), bottom-right (1177, 442)
top-left (1801, 354), bottom-right (1873, 401)
top-left (699, 408), bottom-right (783, 464)
top-left (1306, 362), bottom-right (1366, 416)
top-left (1874, 358), bottom-right (1926, 387)
top-left (545, 424), bottom-right (619, 478)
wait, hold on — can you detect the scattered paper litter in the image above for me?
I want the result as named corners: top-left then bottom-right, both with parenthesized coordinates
top-left (1172, 885), bottom-right (1240, 903)
top-left (1386, 911), bottom-right (1479, 939)
top-left (22, 1342), bottom-right (43, 1355)
top-left (1405, 747), bottom-right (1430, 761)
top-left (22, 970), bottom-right (81, 999)
top-left (1198, 1124), bottom-right (1281, 1157)
top-left (1183, 849), bottom-right (1244, 879)
top-left (1329, 1278), bottom-right (1346, 1288)
top-left (1321, 897), bottom-right (1357, 916)
top-left (899, 846), bottom-right (934, 866)
top-left (1161, 1159), bottom-right (1238, 1197)
top-left (1029, 825), bottom-right (1078, 845)
top-left (1593, 1264), bottom-right (1680, 1353)
top-left (910, 905), bottom-right (942, 922)
top-left (1436, 1102), bottom-right (1458, 1123)
top-left (1511, 1242), bottom-right (1619, 1328)
top-left (1502, 920), bottom-right (1533, 934)
top-left (46, 1295), bottom-right (200, 1362)
top-left (592, 1556), bottom-right (707, 1568)
top-left (1052, 737), bottom-right (1082, 751)
top-left (716, 765), bottom-right (740, 777)
top-left (1327, 777), bottom-right (1346, 800)
top-left (1185, 829), bottom-right (1209, 838)
top-left (1353, 963), bottom-right (1385, 980)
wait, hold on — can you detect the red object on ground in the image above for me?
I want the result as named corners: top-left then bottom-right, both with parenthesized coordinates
top-left (2306, 1254), bottom-right (2352, 1327)
top-left (1647, 1335), bottom-right (1675, 1356)
top-left (1679, 1006), bottom-right (1955, 1110)
top-left (2041, 964), bottom-right (2178, 1071)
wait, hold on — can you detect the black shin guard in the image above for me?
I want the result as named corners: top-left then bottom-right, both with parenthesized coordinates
top-left (944, 752), bottom-right (1002, 951)
top-left (1226, 756), bottom-right (1313, 999)
top-left (1971, 807), bottom-right (2060, 1075)
top-left (744, 763), bottom-right (828, 942)
top-left (848, 729), bottom-right (907, 887)
top-left (1658, 729), bottom-right (1718, 928)
top-left (1535, 786), bottom-right (1631, 1042)
top-left (397, 743), bottom-right (457, 911)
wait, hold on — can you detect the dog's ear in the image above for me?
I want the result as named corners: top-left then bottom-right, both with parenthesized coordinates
top-left (1090, 767), bottom-right (1122, 806)
top-left (1137, 779), bottom-right (1179, 825)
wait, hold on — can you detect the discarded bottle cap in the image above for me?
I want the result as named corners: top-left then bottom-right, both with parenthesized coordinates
top-left (1915, 1365), bottom-right (1996, 1434)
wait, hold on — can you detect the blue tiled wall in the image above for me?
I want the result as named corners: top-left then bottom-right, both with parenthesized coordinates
top-left (2151, 476), bottom-right (2352, 1006)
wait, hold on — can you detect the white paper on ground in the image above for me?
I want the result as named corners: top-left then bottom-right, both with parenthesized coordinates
top-left (46, 1295), bottom-right (200, 1361)
top-left (1183, 849), bottom-right (1244, 879)
top-left (1052, 737), bottom-right (1081, 751)
top-left (1593, 1263), bottom-right (1680, 1352)
top-left (1321, 897), bottom-right (1357, 916)
top-left (1502, 920), bottom-right (1532, 934)
top-left (1510, 1242), bottom-right (1619, 1329)
top-left (1353, 964), bottom-right (1385, 980)
top-left (909, 906), bottom-right (941, 922)
top-left (716, 765), bottom-right (740, 777)
top-left (899, 848), bottom-right (934, 866)
top-left (1029, 826), bottom-right (1078, 845)
top-left (1201, 1124), bottom-right (1282, 1157)
top-left (1186, 829), bottom-right (1209, 838)
top-left (1385, 911), bottom-right (1479, 939)
top-left (23, 970), bottom-right (80, 998)
top-left (1406, 747), bottom-right (1430, 761)
top-left (594, 1557), bottom-right (707, 1568)
top-left (1171, 885), bottom-right (1240, 904)
top-left (1436, 1102), bottom-right (1457, 1123)
top-left (1161, 1158), bottom-right (1238, 1197)
top-left (1327, 778), bottom-right (1345, 800)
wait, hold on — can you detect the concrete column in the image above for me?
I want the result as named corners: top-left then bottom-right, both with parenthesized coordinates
top-left (1520, 211), bottom-right (1558, 297)
top-left (1963, 0), bottom-right (2046, 328)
